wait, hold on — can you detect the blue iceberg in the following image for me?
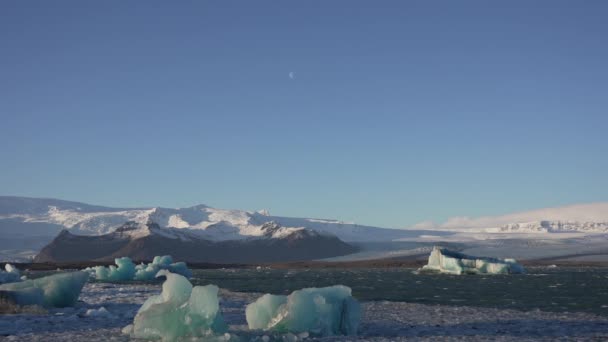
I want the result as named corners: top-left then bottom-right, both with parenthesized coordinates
top-left (421, 246), bottom-right (526, 275)
top-left (134, 255), bottom-right (192, 280)
top-left (87, 255), bottom-right (192, 281)
top-left (0, 271), bottom-right (88, 308)
top-left (91, 257), bottom-right (136, 281)
top-left (246, 285), bottom-right (361, 337)
top-left (123, 270), bottom-right (226, 340)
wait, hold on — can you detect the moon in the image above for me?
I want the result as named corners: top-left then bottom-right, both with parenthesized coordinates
top-left (288, 72), bottom-right (295, 79)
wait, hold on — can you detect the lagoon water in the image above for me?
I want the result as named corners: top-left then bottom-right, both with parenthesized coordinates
top-left (191, 267), bottom-right (608, 316)
top-left (8, 267), bottom-right (608, 341)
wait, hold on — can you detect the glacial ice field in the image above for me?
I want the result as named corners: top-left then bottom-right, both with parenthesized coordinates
top-left (1, 267), bottom-right (608, 341)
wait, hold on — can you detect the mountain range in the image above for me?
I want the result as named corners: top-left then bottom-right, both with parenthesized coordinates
top-left (2, 196), bottom-right (608, 262)
top-left (0, 196), bottom-right (421, 263)
top-left (0, 196), bottom-right (419, 242)
top-left (34, 221), bottom-right (358, 263)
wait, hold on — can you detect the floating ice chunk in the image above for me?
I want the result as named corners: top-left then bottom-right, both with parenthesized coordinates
top-left (152, 255), bottom-right (173, 266)
top-left (0, 271), bottom-right (88, 307)
top-left (90, 257), bottom-right (136, 282)
top-left (85, 306), bottom-right (112, 318)
top-left (133, 263), bottom-right (158, 281)
top-left (504, 258), bottom-right (526, 274)
top-left (133, 261), bottom-right (193, 280)
top-left (167, 261), bottom-right (192, 278)
top-left (420, 246), bottom-right (526, 275)
top-left (0, 264), bottom-right (22, 284)
top-left (4, 264), bottom-right (20, 275)
top-left (246, 294), bottom-right (288, 330)
top-left (246, 285), bottom-right (361, 336)
top-left (186, 284), bottom-right (227, 334)
top-left (126, 271), bottom-right (226, 341)
top-left (87, 255), bottom-right (192, 281)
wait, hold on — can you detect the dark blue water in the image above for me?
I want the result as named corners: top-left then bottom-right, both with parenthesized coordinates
top-left (191, 267), bottom-right (608, 316)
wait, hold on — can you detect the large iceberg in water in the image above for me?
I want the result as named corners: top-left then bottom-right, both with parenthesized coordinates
top-left (246, 285), bottom-right (361, 337)
top-left (421, 246), bottom-right (525, 275)
top-left (123, 270), bottom-right (227, 341)
top-left (87, 255), bottom-right (192, 281)
top-left (0, 271), bottom-right (88, 307)
top-left (0, 264), bottom-right (22, 284)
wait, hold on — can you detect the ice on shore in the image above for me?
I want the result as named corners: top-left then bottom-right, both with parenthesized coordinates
top-left (0, 271), bottom-right (88, 307)
top-left (124, 270), bottom-right (226, 340)
top-left (421, 246), bottom-right (525, 275)
top-left (0, 263), bottom-right (22, 284)
top-left (87, 255), bottom-right (192, 281)
top-left (246, 285), bottom-right (361, 336)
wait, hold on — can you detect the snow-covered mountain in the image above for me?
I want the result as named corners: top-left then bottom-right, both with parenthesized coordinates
top-left (414, 203), bottom-right (608, 234)
top-left (0, 196), bottom-right (418, 243)
top-left (3, 196), bottom-right (608, 262)
top-left (34, 220), bottom-right (359, 263)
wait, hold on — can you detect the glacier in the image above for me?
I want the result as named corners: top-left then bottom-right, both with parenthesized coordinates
top-left (421, 246), bottom-right (525, 275)
top-left (86, 255), bottom-right (192, 281)
top-left (246, 285), bottom-right (361, 336)
top-left (123, 270), bottom-right (227, 341)
top-left (0, 271), bottom-right (88, 307)
top-left (0, 263), bottom-right (22, 284)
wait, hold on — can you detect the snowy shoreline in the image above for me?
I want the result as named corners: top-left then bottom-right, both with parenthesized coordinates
top-left (1, 283), bottom-right (608, 341)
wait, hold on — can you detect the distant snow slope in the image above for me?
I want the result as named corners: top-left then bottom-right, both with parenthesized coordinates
top-left (0, 196), bottom-right (426, 243)
top-left (414, 203), bottom-right (608, 233)
top-left (4, 196), bottom-right (608, 253)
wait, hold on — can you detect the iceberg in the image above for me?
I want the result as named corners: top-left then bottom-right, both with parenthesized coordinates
top-left (0, 271), bottom-right (88, 307)
top-left (134, 255), bottom-right (192, 280)
top-left (0, 263), bottom-right (22, 284)
top-left (246, 285), bottom-right (361, 337)
top-left (421, 246), bottom-right (526, 275)
top-left (87, 255), bottom-right (192, 281)
top-left (124, 270), bottom-right (226, 341)
top-left (91, 257), bottom-right (136, 281)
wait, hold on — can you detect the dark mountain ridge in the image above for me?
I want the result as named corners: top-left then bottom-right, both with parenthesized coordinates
top-left (34, 221), bottom-right (358, 263)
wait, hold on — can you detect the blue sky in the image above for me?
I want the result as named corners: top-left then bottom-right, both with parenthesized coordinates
top-left (1, 1), bottom-right (607, 228)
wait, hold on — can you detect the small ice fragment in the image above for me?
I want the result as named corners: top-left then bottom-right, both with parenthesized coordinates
top-left (0, 264), bottom-right (22, 284)
top-left (85, 306), bottom-right (112, 317)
